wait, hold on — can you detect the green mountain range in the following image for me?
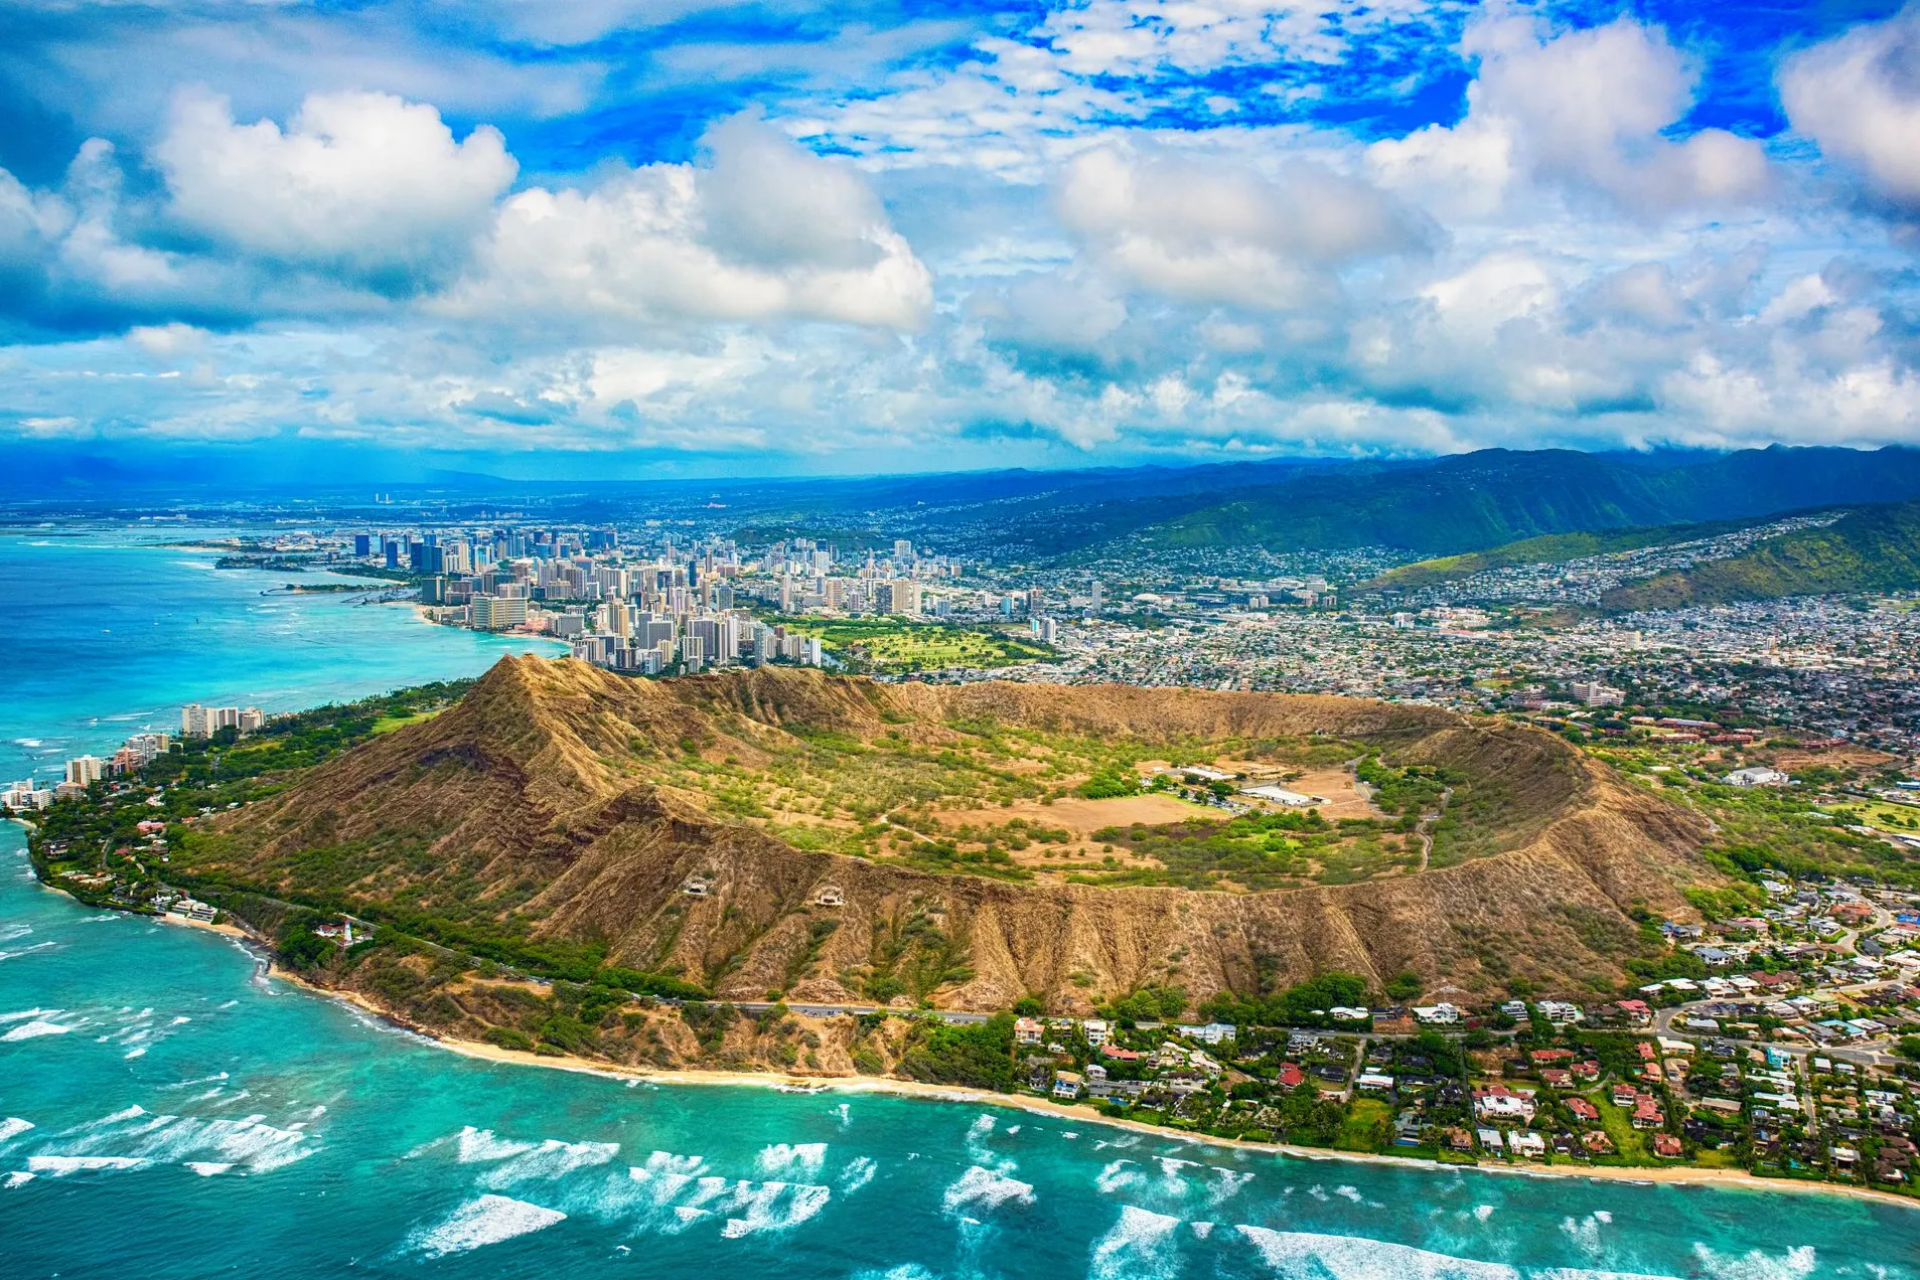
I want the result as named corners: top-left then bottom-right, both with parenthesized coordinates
top-left (1129, 447), bottom-right (1920, 556)
top-left (1600, 501), bottom-right (1920, 612)
top-left (1364, 518), bottom-right (1764, 592)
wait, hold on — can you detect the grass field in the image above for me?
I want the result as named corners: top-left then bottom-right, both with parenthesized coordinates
top-left (767, 616), bottom-right (1054, 674)
top-left (371, 709), bottom-right (442, 735)
top-left (636, 713), bottom-right (1432, 890)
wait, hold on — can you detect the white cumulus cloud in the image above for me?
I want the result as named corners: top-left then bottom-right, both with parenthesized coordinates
top-left (1781, 6), bottom-right (1920, 208)
top-left (443, 117), bottom-right (931, 331)
top-left (154, 89), bottom-right (517, 287)
top-left (1055, 146), bottom-right (1426, 310)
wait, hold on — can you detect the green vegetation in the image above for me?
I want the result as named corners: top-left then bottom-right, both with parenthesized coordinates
top-left (1368, 518), bottom-right (1764, 591)
top-left (1199, 971), bottom-right (1373, 1028)
top-left (897, 1012), bottom-right (1016, 1090)
top-left (764, 616), bottom-right (1054, 674)
top-left (1082, 808), bottom-right (1415, 890)
top-left (1602, 500), bottom-right (1920, 611)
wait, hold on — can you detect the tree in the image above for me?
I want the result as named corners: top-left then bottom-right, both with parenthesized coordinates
top-left (1385, 971), bottom-right (1423, 1001)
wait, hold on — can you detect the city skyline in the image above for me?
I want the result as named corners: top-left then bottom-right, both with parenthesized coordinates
top-left (1, 2), bottom-right (1919, 477)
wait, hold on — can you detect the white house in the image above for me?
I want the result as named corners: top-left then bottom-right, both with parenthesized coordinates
top-left (1724, 767), bottom-right (1791, 788)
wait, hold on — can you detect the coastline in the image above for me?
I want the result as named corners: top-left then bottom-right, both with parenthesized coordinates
top-left (252, 953), bottom-right (1920, 1216)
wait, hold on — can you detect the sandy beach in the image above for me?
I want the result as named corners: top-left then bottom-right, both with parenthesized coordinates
top-left (249, 956), bottom-right (1920, 1215)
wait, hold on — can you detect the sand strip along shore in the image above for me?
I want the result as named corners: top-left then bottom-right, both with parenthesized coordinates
top-left (237, 953), bottom-right (1920, 1216)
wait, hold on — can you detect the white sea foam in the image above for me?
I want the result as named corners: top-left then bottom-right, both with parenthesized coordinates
top-left (837, 1156), bottom-right (877, 1194)
top-left (963, 1113), bottom-right (1019, 1174)
top-left (185, 1162), bottom-right (233, 1176)
top-left (1, 1018), bottom-right (74, 1041)
top-left (83, 1104), bottom-right (147, 1127)
top-left (831, 1102), bottom-right (851, 1127)
top-left (1098, 1158), bottom-right (1147, 1195)
top-left (4, 1171), bottom-right (34, 1188)
top-left (453, 1126), bottom-right (538, 1164)
top-left (1237, 1225), bottom-right (1523, 1279)
top-left (718, 1180), bottom-right (831, 1238)
top-left (1561, 1213), bottom-right (1611, 1256)
top-left (410, 1194), bottom-right (567, 1258)
top-left (27, 1155), bottom-right (148, 1175)
top-left (149, 1115), bottom-right (311, 1173)
top-left (1208, 1168), bottom-right (1257, 1207)
top-left (475, 1136), bottom-right (619, 1187)
top-left (755, 1141), bottom-right (827, 1177)
top-left (1475, 1205), bottom-right (1496, 1222)
top-left (1689, 1245), bottom-right (1818, 1280)
top-left (1191, 1221), bottom-right (1215, 1239)
top-left (636, 1149), bottom-right (708, 1179)
top-left (0, 942), bottom-right (59, 961)
top-left (1334, 1185), bottom-right (1364, 1203)
top-left (0, 923), bottom-right (30, 942)
top-left (0, 1118), bottom-right (34, 1144)
top-left (1090, 1205), bottom-right (1183, 1280)
top-left (941, 1164), bottom-right (1034, 1215)
top-left (0, 1007), bottom-right (58, 1024)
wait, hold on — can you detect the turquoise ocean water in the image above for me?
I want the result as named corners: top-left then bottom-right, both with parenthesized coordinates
top-left (2, 531), bottom-right (1918, 1278)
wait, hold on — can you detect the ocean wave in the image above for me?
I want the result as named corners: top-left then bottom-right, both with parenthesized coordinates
top-left (2, 1017), bottom-right (78, 1041)
top-left (1098, 1158), bottom-right (1147, 1195)
top-left (941, 1164), bottom-right (1035, 1215)
top-left (1090, 1205), bottom-right (1184, 1280)
top-left (719, 1180), bottom-right (832, 1239)
top-left (0, 1007), bottom-right (60, 1024)
top-left (0, 923), bottom-right (30, 942)
top-left (756, 1141), bottom-right (828, 1178)
top-left (409, 1194), bottom-right (568, 1258)
top-left (27, 1154), bottom-right (149, 1176)
top-left (473, 1135), bottom-right (619, 1187)
top-left (1562, 1212), bottom-right (1612, 1257)
top-left (453, 1126), bottom-right (538, 1164)
top-left (50, 1105), bottom-right (312, 1176)
top-left (185, 1162), bottom-right (233, 1176)
top-left (142, 1114), bottom-right (312, 1174)
top-left (0, 942), bottom-right (58, 963)
top-left (963, 1113), bottom-right (1017, 1174)
top-left (78, 1104), bottom-right (148, 1128)
top-left (1208, 1168), bottom-right (1257, 1207)
top-left (0, 1117), bottom-right (35, 1144)
top-left (838, 1156), bottom-right (877, 1194)
top-left (1688, 1245), bottom-right (1819, 1280)
top-left (1235, 1225), bottom-right (1689, 1280)
top-left (4, 1171), bottom-right (33, 1188)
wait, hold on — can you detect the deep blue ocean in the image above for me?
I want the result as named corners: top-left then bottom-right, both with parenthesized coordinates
top-left (2, 529), bottom-right (1917, 1278)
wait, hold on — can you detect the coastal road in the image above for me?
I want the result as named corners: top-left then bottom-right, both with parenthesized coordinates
top-left (729, 1000), bottom-right (992, 1025)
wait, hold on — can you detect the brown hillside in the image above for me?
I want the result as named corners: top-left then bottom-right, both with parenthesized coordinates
top-left (195, 656), bottom-right (1721, 1007)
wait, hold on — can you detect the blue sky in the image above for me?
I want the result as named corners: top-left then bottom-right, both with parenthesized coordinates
top-left (2, 0), bottom-right (1919, 477)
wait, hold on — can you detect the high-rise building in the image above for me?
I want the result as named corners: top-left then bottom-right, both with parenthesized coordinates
top-left (181, 704), bottom-right (213, 737)
top-left (354, 533), bottom-right (372, 557)
top-left (65, 755), bottom-right (104, 786)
